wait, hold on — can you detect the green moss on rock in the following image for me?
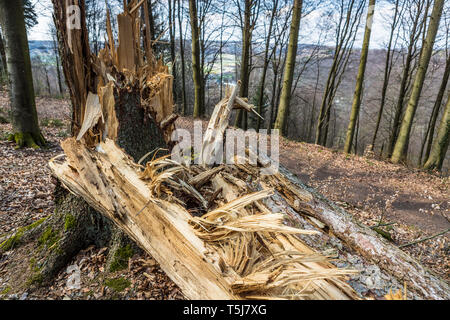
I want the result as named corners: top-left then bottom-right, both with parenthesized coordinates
top-left (25, 273), bottom-right (43, 287)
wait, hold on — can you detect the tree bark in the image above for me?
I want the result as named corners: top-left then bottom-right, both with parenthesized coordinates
top-left (189, 0), bottom-right (203, 117)
top-left (168, 0), bottom-right (177, 104)
top-left (387, 0), bottom-right (429, 158)
top-left (423, 91), bottom-right (450, 171)
top-left (391, 0), bottom-right (444, 164)
top-left (255, 0), bottom-right (277, 130)
top-left (0, 27), bottom-right (7, 83)
top-left (177, 0), bottom-right (187, 115)
top-left (0, 0), bottom-right (45, 148)
top-left (344, 0), bottom-right (375, 153)
top-left (315, 0), bottom-right (364, 146)
top-left (273, 0), bottom-right (303, 136)
top-left (235, 0), bottom-right (253, 129)
top-left (419, 54), bottom-right (450, 165)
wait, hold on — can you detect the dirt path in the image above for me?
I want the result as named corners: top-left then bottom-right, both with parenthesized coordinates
top-left (279, 141), bottom-right (449, 235)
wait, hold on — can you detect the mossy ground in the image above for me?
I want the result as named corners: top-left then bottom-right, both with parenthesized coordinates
top-left (104, 277), bottom-right (131, 292)
top-left (0, 217), bottom-right (47, 251)
top-left (40, 118), bottom-right (64, 128)
top-left (109, 244), bottom-right (134, 272)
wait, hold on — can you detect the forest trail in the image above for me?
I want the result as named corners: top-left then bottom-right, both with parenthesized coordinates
top-left (0, 93), bottom-right (448, 299)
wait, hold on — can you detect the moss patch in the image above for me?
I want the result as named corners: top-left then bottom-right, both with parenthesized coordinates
top-left (38, 226), bottom-right (60, 250)
top-left (40, 118), bottom-right (64, 128)
top-left (25, 273), bottom-right (43, 287)
top-left (64, 214), bottom-right (76, 231)
top-left (0, 217), bottom-right (47, 251)
top-left (10, 132), bottom-right (46, 149)
top-left (0, 286), bottom-right (11, 295)
top-left (109, 244), bottom-right (134, 272)
top-left (105, 277), bottom-right (131, 292)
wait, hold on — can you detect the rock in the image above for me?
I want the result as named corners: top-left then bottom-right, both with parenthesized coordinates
top-left (19, 292), bottom-right (28, 300)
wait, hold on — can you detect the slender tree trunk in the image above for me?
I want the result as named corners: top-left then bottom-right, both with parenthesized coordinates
top-left (235, 0), bottom-right (252, 129)
top-left (189, 0), bottom-right (203, 117)
top-left (371, 0), bottom-right (400, 151)
top-left (168, 0), bottom-right (177, 104)
top-left (268, 54), bottom-right (279, 131)
top-left (344, 0), bottom-right (375, 153)
top-left (0, 0), bottom-right (45, 148)
top-left (391, 0), bottom-right (444, 164)
top-left (44, 66), bottom-right (51, 96)
top-left (177, 0), bottom-right (187, 115)
top-left (308, 60), bottom-right (321, 142)
top-left (423, 91), bottom-right (450, 171)
top-left (419, 54), bottom-right (450, 165)
top-left (219, 15), bottom-right (223, 101)
top-left (256, 0), bottom-right (277, 131)
top-left (52, 30), bottom-right (64, 96)
top-left (387, 0), bottom-right (428, 157)
top-left (0, 28), bottom-right (7, 83)
top-left (273, 0), bottom-right (303, 136)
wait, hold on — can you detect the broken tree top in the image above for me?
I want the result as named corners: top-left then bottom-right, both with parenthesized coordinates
top-left (48, 0), bottom-right (449, 300)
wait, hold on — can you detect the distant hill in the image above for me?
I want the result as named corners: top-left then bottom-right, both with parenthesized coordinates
top-left (28, 40), bottom-right (54, 59)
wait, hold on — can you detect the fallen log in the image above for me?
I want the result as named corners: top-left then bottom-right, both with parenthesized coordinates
top-left (268, 168), bottom-right (450, 299)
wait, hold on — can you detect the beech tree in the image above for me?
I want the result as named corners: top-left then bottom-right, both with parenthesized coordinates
top-left (423, 90), bottom-right (450, 171)
top-left (387, 0), bottom-right (431, 158)
top-left (273, 0), bottom-right (303, 135)
top-left (234, 0), bottom-right (259, 129)
top-left (391, 0), bottom-right (445, 164)
top-left (0, 0), bottom-right (45, 148)
top-left (255, 0), bottom-right (278, 130)
top-left (189, 0), bottom-right (204, 117)
top-left (344, 0), bottom-right (376, 153)
top-left (371, 0), bottom-right (403, 151)
top-left (315, 0), bottom-right (366, 147)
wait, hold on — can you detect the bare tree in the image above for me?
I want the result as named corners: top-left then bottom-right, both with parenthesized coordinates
top-left (391, 0), bottom-right (445, 164)
top-left (344, 0), bottom-right (376, 153)
top-left (315, 0), bottom-right (366, 146)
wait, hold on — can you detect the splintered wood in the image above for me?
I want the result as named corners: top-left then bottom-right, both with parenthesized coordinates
top-left (50, 85), bottom-right (359, 300)
top-left (50, 137), bottom-right (359, 300)
top-left (48, 2), bottom-right (361, 300)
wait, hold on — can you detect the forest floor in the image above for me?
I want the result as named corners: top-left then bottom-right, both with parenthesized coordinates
top-left (0, 92), bottom-right (448, 299)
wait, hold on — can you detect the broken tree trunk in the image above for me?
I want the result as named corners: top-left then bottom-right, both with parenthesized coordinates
top-left (44, 0), bottom-right (449, 300)
top-left (49, 137), bottom-right (359, 300)
top-left (2, 0), bottom-right (173, 285)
